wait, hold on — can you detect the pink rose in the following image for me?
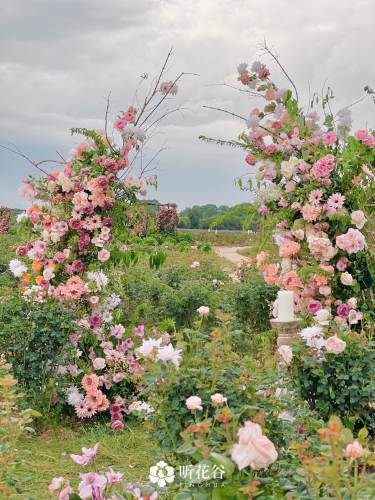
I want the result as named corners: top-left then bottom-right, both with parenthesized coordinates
top-left (346, 441), bottom-right (364, 458)
top-left (325, 336), bottom-right (346, 354)
top-left (245, 153), bottom-right (256, 165)
top-left (323, 131), bottom-right (337, 146)
top-left (308, 300), bottom-right (321, 314)
top-left (185, 396), bottom-right (203, 411)
top-left (351, 210), bottom-right (367, 229)
top-left (231, 421), bottom-right (278, 470)
top-left (337, 303), bottom-right (350, 318)
top-left (314, 308), bottom-right (331, 324)
top-left (98, 249), bottom-right (110, 262)
top-left (93, 358), bottom-right (106, 370)
top-left (336, 257), bottom-right (349, 271)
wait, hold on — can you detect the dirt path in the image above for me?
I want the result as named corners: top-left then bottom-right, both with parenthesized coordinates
top-left (213, 246), bottom-right (251, 266)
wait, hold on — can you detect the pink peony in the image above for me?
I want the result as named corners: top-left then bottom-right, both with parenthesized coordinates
top-left (93, 358), bottom-right (106, 370)
top-left (98, 249), bottom-right (110, 262)
top-left (336, 257), bottom-right (349, 271)
top-left (307, 300), bottom-right (321, 314)
top-left (308, 236), bottom-right (336, 261)
top-left (231, 421), bottom-right (278, 470)
top-left (311, 154), bottom-right (335, 179)
top-left (337, 303), bottom-right (350, 318)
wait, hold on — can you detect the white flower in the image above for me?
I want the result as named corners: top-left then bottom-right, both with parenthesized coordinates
top-left (251, 60), bottom-right (264, 73)
top-left (341, 272), bottom-right (353, 286)
top-left (87, 271), bottom-right (108, 291)
top-left (136, 338), bottom-right (162, 359)
top-left (190, 261), bottom-right (200, 269)
top-left (9, 259), bottom-right (27, 277)
top-left (278, 411), bottom-right (296, 422)
top-left (16, 212), bottom-right (27, 223)
top-left (197, 306), bottom-right (210, 317)
top-left (299, 326), bottom-right (325, 350)
top-left (156, 344), bottom-right (182, 368)
top-left (66, 386), bottom-right (84, 406)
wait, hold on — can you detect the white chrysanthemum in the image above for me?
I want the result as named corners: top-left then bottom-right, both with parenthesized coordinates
top-left (66, 386), bottom-right (84, 406)
top-left (105, 293), bottom-right (121, 310)
top-left (136, 338), bottom-right (162, 359)
top-left (299, 326), bottom-right (325, 350)
top-left (156, 344), bottom-right (182, 368)
top-left (87, 271), bottom-right (108, 291)
top-left (9, 259), bottom-right (27, 277)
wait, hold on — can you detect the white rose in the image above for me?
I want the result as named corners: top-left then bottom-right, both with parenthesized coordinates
top-left (185, 396), bottom-right (203, 411)
top-left (197, 306), bottom-right (210, 317)
top-left (211, 393), bottom-right (227, 406)
top-left (340, 272), bottom-right (353, 286)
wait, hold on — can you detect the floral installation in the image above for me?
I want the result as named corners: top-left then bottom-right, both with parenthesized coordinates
top-left (0, 206), bottom-right (11, 234)
top-left (226, 54), bottom-right (375, 330)
top-left (7, 52), bottom-right (187, 424)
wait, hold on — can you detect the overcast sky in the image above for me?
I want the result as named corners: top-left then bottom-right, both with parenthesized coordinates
top-left (1, 0), bottom-right (374, 210)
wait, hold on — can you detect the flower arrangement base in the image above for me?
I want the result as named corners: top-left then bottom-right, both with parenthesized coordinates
top-left (270, 318), bottom-right (302, 347)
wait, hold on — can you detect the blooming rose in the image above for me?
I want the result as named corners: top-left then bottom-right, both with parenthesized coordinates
top-left (278, 239), bottom-right (300, 258)
top-left (211, 393), bottom-right (227, 406)
top-left (340, 272), bottom-right (353, 286)
top-left (98, 249), bottom-right (110, 262)
top-left (314, 308), bottom-right (331, 324)
top-left (282, 271), bottom-right (300, 290)
top-left (336, 228), bottom-right (366, 254)
top-left (263, 263), bottom-right (279, 286)
top-left (347, 297), bottom-right (357, 309)
top-left (93, 358), bottom-right (106, 370)
top-left (323, 131), bottom-right (337, 146)
top-left (197, 306), bottom-right (210, 317)
top-left (185, 396), bottom-right (203, 411)
top-left (231, 421), bottom-right (278, 470)
top-left (325, 336), bottom-right (346, 354)
top-left (351, 210), bottom-right (367, 229)
top-left (346, 441), bottom-right (364, 458)
top-left (277, 345), bottom-right (292, 365)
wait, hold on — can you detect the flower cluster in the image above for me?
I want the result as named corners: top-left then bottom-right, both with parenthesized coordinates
top-left (237, 60), bottom-right (375, 328)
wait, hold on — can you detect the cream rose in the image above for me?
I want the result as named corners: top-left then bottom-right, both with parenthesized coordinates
top-left (197, 306), bottom-right (210, 317)
top-left (340, 272), bottom-right (353, 286)
top-left (325, 336), bottom-right (346, 354)
top-left (351, 210), bottom-right (367, 229)
top-left (211, 393), bottom-right (227, 406)
top-left (185, 396), bottom-right (203, 411)
top-left (231, 421), bottom-right (278, 470)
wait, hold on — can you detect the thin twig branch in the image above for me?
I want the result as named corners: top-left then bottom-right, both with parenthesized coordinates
top-left (261, 41), bottom-right (299, 102)
top-left (0, 144), bottom-right (63, 175)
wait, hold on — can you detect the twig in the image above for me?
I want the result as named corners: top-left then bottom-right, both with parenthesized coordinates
top-left (261, 41), bottom-right (299, 102)
top-left (0, 144), bottom-right (63, 175)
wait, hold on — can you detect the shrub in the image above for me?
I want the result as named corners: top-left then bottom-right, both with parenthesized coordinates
top-left (0, 297), bottom-right (76, 408)
top-left (291, 334), bottom-right (375, 432)
top-left (233, 276), bottom-right (278, 332)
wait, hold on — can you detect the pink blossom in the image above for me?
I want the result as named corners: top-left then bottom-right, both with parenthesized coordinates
top-left (106, 468), bottom-right (123, 484)
top-left (337, 303), bottom-right (350, 317)
top-left (354, 129), bottom-right (375, 147)
top-left (308, 300), bottom-right (321, 314)
top-left (336, 228), bottom-right (366, 254)
top-left (323, 131), bottom-right (337, 146)
top-left (351, 210), bottom-right (367, 229)
top-left (278, 239), bottom-right (300, 258)
top-left (111, 420), bottom-right (125, 431)
top-left (346, 441), bottom-right (364, 458)
top-left (308, 189), bottom-right (324, 206)
top-left (336, 257), bottom-right (349, 271)
top-left (245, 153), bottom-right (256, 165)
top-left (79, 472), bottom-right (107, 499)
top-left (70, 443), bottom-right (99, 466)
top-left (325, 336), bottom-right (346, 354)
top-left (98, 249), bottom-right (110, 262)
top-left (211, 393), bottom-right (227, 406)
top-left (311, 154), bottom-right (335, 179)
top-left (301, 204), bottom-right (321, 222)
top-left (258, 205), bottom-right (270, 217)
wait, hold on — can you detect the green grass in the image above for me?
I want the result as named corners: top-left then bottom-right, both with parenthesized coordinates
top-left (13, 422), bottom-right (158, 499)
top-left (179, 230), bottom-right (253, 246)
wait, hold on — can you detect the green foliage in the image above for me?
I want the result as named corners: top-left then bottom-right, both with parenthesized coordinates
top-left (178, 203), bottom-right (253, 230)
top-left (233, 275), bottom-right (278, 332)
top-left (292, 334), bottom-right (375, 431)
top-left (0, 297), bottom-right (76, 409)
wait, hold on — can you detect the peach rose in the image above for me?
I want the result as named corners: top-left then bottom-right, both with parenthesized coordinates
top-left (325, 336), bottom-right (346, 354)
top-left (346, 441), bottom-right (364, 458)
top-left (185, 396), bottom-right (203, 411)
top-left (282, 271), bottom-right (301, 290)
top-left (263, 263), bottom-right (279, 286)
top-left (231, 421), bottom-right (278, 470)
top-left (211, 393), bottom-right (227, 406)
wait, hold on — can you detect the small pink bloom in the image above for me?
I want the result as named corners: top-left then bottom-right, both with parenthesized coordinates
top-left (185, 396), bottom-right (203, 411)
top-left (98, 249), bottom-right (110, 262)
top-left (325, 336), bottom-right (346, 354)
top-left (346, 441), bottom-right (364, 458)
top-left (211, 393), bottom-right (227, 406)
top-left (245, 153), bottom-right (256, 165)
top-left (323, 131), bottom-right (337, 146)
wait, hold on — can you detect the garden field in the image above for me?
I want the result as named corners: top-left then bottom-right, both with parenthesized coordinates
top-left (1, 48), bottom-right (375, 500)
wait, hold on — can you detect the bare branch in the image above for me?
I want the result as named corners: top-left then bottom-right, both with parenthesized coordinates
top-left (0, 144), bottom-right (63, 175)
top-left (261, 41), bottom-right (299, 102)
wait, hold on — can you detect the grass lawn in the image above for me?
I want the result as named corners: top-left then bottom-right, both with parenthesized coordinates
top-left (13, 422), bottom-right (157, 499)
